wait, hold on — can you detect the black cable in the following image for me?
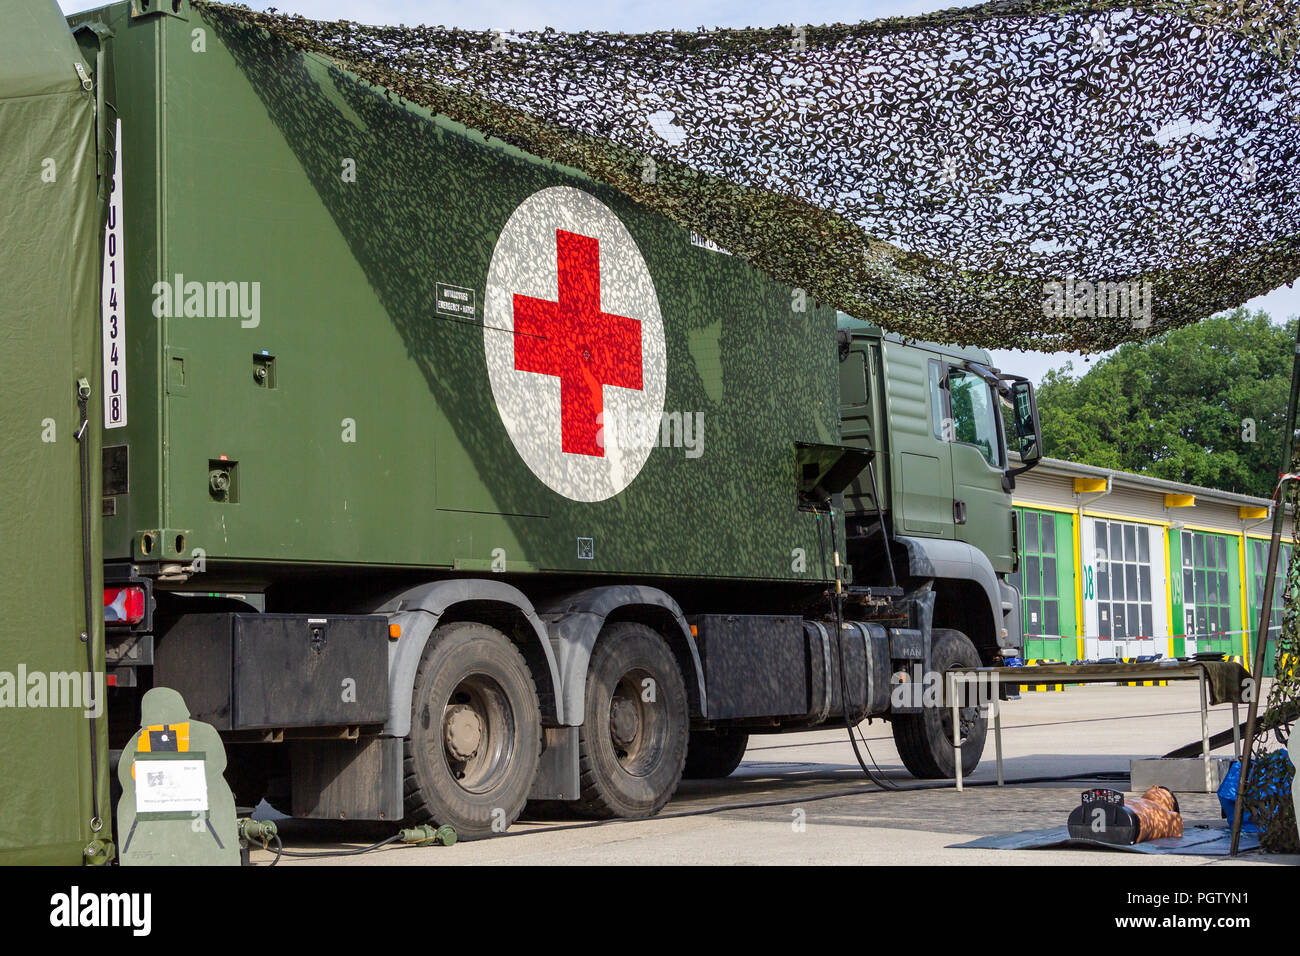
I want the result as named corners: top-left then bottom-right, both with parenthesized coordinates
top-left (865, 458), bottom-right (897, 589)
top-left (274, 832), bottom-right (404, 859)
top-left (824, 502), bottom-right (904, 790)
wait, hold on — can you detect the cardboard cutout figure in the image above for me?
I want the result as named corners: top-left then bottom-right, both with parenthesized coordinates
top-left (117, 687), bottom-right (239, 865)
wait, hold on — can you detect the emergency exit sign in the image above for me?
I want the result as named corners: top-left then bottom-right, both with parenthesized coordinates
top-left (436, 282), bottom-right (477, 321)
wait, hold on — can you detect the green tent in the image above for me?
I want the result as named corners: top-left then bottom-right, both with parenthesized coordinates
top-left (0, 0), bottom-right (109, 864)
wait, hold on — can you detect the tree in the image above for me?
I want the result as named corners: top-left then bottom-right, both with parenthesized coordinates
top-left (1035, 308), bottom-right (1295, 499)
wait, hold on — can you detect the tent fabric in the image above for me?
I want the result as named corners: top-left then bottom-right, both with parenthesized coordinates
top-left (0, 0), bottom-right (92, 98)
top-left (0, 0), bottom-right (106, 863)
top-left (199, 0), bottom-right (1300, 351)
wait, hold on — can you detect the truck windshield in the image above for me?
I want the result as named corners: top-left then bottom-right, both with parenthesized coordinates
top-left (947, 368), bottom-right (1002, 468)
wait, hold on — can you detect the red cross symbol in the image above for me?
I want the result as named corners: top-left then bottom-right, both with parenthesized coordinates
top-left (513, 229), bottom-right (644, 457)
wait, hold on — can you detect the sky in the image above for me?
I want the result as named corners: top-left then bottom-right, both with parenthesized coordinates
top-left (58, 0), bottom-right (1300, 383)
top-left (989, 278), bottom-right (1300, 385)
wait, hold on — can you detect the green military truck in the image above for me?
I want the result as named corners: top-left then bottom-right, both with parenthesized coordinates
top-left (3, 0), bottom-right (1043, 851)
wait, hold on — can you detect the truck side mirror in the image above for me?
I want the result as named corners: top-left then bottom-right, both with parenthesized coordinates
top-left (1010, 380), bottom-right (1042, 466)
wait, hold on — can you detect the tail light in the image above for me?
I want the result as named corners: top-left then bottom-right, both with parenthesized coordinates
top-left (104, 586), bottom-right (146, 626)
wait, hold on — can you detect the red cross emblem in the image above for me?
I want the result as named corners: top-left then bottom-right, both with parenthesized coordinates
top-left (484, 186), bottom-right (666, 503)
top-left (512, 230), bottom-right (644, 457)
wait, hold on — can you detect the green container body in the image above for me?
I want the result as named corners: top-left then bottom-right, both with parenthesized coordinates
top-left (92, 2), bottom-right (840, 588)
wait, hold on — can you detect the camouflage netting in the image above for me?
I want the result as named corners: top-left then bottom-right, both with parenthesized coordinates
top-left (197, 0), bottom-right (1300, 351)
top-left (1240, 455), bottom-right (1300, 853)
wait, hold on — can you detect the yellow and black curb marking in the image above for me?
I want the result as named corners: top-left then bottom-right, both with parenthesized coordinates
top-left (1020, 659), bottom-right (1063, 693)
top-left (1117, 657), bottom-right (1167, 688)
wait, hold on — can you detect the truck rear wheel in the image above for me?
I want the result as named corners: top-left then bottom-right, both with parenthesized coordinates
top-left (683, 729), bottom-right (749, 779)
top-left (404, 621), bottom-right (542, 839)
top-left (891, 628), bottom-right (987, 779)
top-left (576, 622), bottom-right (688, 818)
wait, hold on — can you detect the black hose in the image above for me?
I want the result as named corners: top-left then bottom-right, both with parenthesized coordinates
top-left (274, 833), bottom-right (404, 859)
top-left (824, 503), bottom-right (903, 790)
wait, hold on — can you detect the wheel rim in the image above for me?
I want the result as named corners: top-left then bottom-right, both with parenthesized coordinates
top-left (941, 701), bottom-right (981, 746)
top-left (607, 667), bottom-right (666, 777)
top-left (438, 673), bottom-right (516, 794)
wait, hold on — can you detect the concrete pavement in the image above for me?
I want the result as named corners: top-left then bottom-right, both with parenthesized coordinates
top-left (253, 683), bottom-right (1299, 866)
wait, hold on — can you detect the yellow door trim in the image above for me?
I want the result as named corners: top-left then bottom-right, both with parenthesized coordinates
top-left (1164, 527), bottom-right (1175, 641)
top-left (1238, 533), bottom-right (1250, 662)
top-left (1012, 501), bottom-right (1078, 515)
top-left (1180, 523), bottom-right (1245, 536)
top-left (1073, 511), bottom-right (1085, 659)
top-left (1081, 510), bottom-right (1172, 527)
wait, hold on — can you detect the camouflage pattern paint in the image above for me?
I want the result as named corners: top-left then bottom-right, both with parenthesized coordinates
top-left (93, 4), bottom-right (841, 591)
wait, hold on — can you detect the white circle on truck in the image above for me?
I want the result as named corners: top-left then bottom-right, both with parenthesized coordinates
top-left (484, 186), bottom-right (667, 502)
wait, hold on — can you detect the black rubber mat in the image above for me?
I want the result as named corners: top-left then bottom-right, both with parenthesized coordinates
top-left (950, 826), bottom-right (1259, 855)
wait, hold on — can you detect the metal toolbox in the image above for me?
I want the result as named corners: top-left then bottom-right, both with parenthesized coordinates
top-left (154, 613), bottom-right (389, 730)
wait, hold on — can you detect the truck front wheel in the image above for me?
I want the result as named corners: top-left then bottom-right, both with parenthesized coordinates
top-left (404, 621), bottom-right (542, 839)
top-left (576, 622), bottom-right (688, 818)
top-left (891, 628), bottom-right (987, 779)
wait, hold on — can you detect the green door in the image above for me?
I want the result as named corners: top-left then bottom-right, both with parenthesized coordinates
top-left (1012, 508), bottom-right (1077, 660)
top-left (945, 364), bottom-right (1014, 571)
top-left (838, 343), bottom-right (885, 514)
top-left (1173, 529), bottom-right (1241, 659)
top-left (881, 343), bottom-right (952, 537)
top-left (1248, 538), bottom-right (1293, 678)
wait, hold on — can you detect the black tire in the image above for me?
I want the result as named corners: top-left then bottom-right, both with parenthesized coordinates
top-left (891, 628), bottom-right (987, 779)
top-left (575, 622), bottom-right (688, 818)
top-left (683, 729), bottom-right (750, 779)
top-left (404, 621), bottom-right (542, 839)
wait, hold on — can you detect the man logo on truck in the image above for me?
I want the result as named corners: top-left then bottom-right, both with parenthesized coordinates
top-left (484, 186), bottom-right (667, 502)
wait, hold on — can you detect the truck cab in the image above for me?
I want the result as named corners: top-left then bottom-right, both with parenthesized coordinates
top-left (836, 315), bottom-right (1043, 669)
